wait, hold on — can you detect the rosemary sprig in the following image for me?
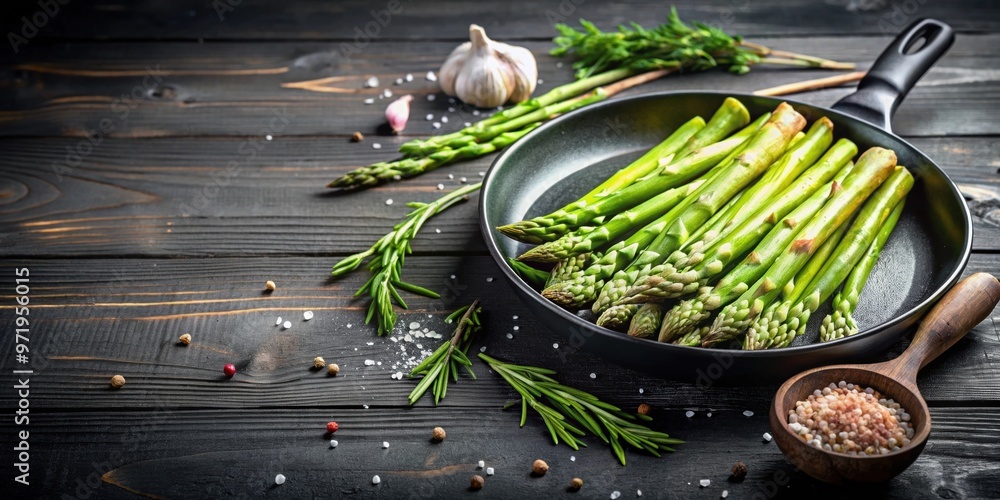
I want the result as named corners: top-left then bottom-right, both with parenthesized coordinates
top-left (408, 301), bottom-right (483, 405)
top-left (478, 353), bottom-right (683, 465)
top-left (553, 7), bottom-right (854, 79)
top-left (331, 183), bottom-right (481, 335)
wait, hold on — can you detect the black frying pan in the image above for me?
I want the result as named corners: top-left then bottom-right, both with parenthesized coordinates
top-left (480, 19), bottom-right (970, 383)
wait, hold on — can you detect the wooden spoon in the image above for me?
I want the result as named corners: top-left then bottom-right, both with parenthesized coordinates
top-left (770, 272), bottom-right (1000, 483)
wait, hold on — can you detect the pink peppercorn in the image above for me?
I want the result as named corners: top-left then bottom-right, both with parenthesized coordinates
top-left (223, 364), bottom-right (237, 377)
top-left (326, 421), bottom-right (339, 433)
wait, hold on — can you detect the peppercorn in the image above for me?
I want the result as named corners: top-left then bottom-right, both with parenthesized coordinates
top-left (327, 363), bottom-right (340, 376)
top-left (326, 421), bottom-right (339, 433)
top-left (110, 375), bottom-right (126, 389)
top-left (432, 426), bottom-right (446, 442)
top-left (351, 131), bottom-right (364, 142)
top-left (313, 356), bottom-right (326, 369)
top-left (532, 459), bottom-right (548, 476)
top-left (730, 461), bottom-right (748, 482)
top-left (265, 280), bottom-right (276, 291)
top-left (637, 403), bottom-right (651, 415)
top-left (469, 475), bottom-right (484, 491)
top-left (569, 477), bottom-right (584, 490)
top-left (178, 333), bottom-right (192, 345)
top-left (223, 363), bottom-right (237, 377)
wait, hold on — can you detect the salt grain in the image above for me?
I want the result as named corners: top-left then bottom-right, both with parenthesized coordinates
top-left (464, 122), bottom-right (472, 127)
top-left (638, 490), bottom-right (642, 497)
top-left (330, 439), bottom-right (338, 448)
top-left (364, 76), bottom-right (379, 88)
top-left (512, 315), bottom-right (518, 320)
top-left (385, 198), bottom-right (393, 205)
top-left (512, 326), bottom-right (519, 331)
top-left (364, 98), bottom-right (375, 104)
top-left (409, 322), bottom-right (420, 330)
top-left (448, 107), bottom-right (456, 112)
top-left (432, 122), bottom-right (441, 129)
top-left (435, 229), bottom-right (441, 233)
top-left (480, 346), bottom-right (486, 352)
top-left (477, 460), bottom-right (485, 469)
top-left (427, 94), bottom-right (436, 101)
top-left (707, 412), bottom-right (713, 417)
top-left (265, 135), bottom-right (272, 141)
top-left (383, 441), bottom-right (390, 449)
top-left (743, 410), bottom-right (754, 417)
top-left (506, 333), bottom-right (513, 339)
top-left (303, 311), bottom-right (314, 320)
top-left (685, 411), bottom-right (695, 418)
top-left (486, 276), bottom-right (493, 282)
top-left (364, 359), bottom-right (376, 366)
top-left (441, 116), bottom-right (449, 123)
top-left (426, 114), bottom-right (434, 121)
top-left (639, 388), bottom-right (644, 394)
top-left (699, 479), bottom-right (710, 487)
top-left (276, 317), bottom-right (282, 325)
top-left (486, 467), bottom-right (494, 476)
top-left (437, 184), bottom-right (445, 190)
top-left (590, 373), bottom-right (596, 379)
top-left (283, 321), bottom-right (291, 329)
top-left (570, 455), bottom-right (576, 461)
top-left (426, 71), bottom-right (437, 81)
top-left (552, 343), bottom-right (559, 349)
top-left (448, 174), bottom-right (454, 179)
top-left (611, 491), bottom-right (621, 499)
top-left (383, 89), bottom-right (393, 98)
top-left (405, 73), bottom-right (414, 82)
top-left (763, 432), bottom-right (773, 442)
top-left (275, 474), bottom-right (286, 485)
top-left (372, 475), bottom-right (381, 485)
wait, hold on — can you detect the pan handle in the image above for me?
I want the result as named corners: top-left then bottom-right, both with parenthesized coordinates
top-left (831, 18), bottom-right (954, 133)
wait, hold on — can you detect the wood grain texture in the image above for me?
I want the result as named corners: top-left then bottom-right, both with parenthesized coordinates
top-left (1, 254), bottom-right (997, 414)
top-left (1, 35), bottom-right (998, 138)
top-left (3, 0), bottom-right (997, 41)
top-left (0, 136), bottom-right (996, 257)
top-left (10, 407), bottom-right (1000, 499)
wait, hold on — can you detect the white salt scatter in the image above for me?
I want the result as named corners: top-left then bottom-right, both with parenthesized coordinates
top-left (590, 373), bottom-right (596, 379)
top-left (404, 334), bottom-right (413, 342)
top-left (427, 94), bottom-right (436, 101)
top-left (486, 467), bottom-right (494, 476)
top-left (707, 412), bottom-right (713, 418)
top-left (394, 78), bottom-right (403, 85)
top-left (367, 342), bottom-right (374, 346)
top-left (486, 276), bottom-right (493, 282)
top-left (365, 76), bottom-right (379, 88)
top-left (450, 274), bottom-right (456, 279)
top-left (330, 439), bottom-right (338, 448)
top-left (506, 333), bottom-right (513, 339)
top-left (274, 474), bottom-right (286, 485)
top-left (363, 404), bottom-right (369, 408)
top-left (721, 491), bottom-right (728, 498)
top-left (480, 346), bottom-right (487, 352)
top-left (385, 198), bottom-right (393, 205)
top-left (422, 327), bottom-right (428, 332)
top-left (409, 322), bottom-right (421, 330)
top-left (763, 432), bottom-right (773, 442)
top-left (283, 321), bottom-right (291, 329)
top-left (638, 491), bottom-right (642, 497)
top-left (512, 315), bottom-right (518, 320)
top-left (426, 71), bottom-right (437, 81)
top-left (303, 311), bottom-right (314, 320)
top-left (364, 98), bottom-right (375, 104)
top-left (276, 317), bottom-right (282, 325)
top-left (415, 344), bottom-right (422, 349)
top-left (570, 455), bottom-right (576, 461)
top-left (441, 116), bottom-right (449, 123)
top-left (512, 326), bottom-right (519, 331)
top-left (448, 107), bottom-right (456, 112)
top-left (372, 475), bottom-right (381, 485)
top-left (394, 371), bottom-right (403, 379)
top-left (265, 134), bottom-right (273, 141)
top-left (639, 388), bottom-right (644, 394)
top-left (461, 177), bottom-right (468, 183)
top-left (699, 479), bottom-right (710, 487)
top-left (611, 491), bottom-right (621, 499)
top-left (478, 171), bottom-right (485, 177)
top-left (472, 110), bottom-right (480, 116)
top-left (364, 359), bottom-right (376, 366)
top-left (464, 122), bottom-right (472, 127)
top-left (347, 323), bottom-right (353, 328)
top-left (437, 183), bottom-right (445, 190)
top-left (448, 174), bottom-right (454, 179)
top-left (685, 411), bottom-right (695, 418)
top-left (553, 343), bottom-right (559, 349)
top-left (373, 143), bottom-right (383, 150)
top-left (538, 79), bottom-right (544, 84)
top-left (383, 89), bottom-right (393, 98)
top-left (376, 361), bottom-right (382, 366)
top-left (432, 122), bottom-right (441, 129)
top-left (405, 73), bottom-right (414, 82)
top-left (556, 62), bottom-right (563, 68)
top-left (743, 410), bottom-right (754, 417)
top-left (426, 114), bottom-right (434, 121)
top-left (435, 229), bottom-right (441, 234)
top-left (382, 441), bottom-right (390, 449)
top-left (477, 460), bottom-right (485, 469)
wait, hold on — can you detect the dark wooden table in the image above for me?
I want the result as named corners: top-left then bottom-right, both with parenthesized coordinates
top-left (1, 1), bottom-right (998, 498)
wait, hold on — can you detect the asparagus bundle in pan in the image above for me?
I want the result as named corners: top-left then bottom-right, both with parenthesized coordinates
top-left (498, 97), bottom-right (912, 350)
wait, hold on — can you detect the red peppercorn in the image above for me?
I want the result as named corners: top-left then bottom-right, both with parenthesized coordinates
top-left (223, 363), bottom-right (237, 377)
top-left (326, 421), bottom-right (339, 433)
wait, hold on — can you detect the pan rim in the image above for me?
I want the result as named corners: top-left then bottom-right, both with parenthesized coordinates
top-left (479, 89), bottom-right (973, 359)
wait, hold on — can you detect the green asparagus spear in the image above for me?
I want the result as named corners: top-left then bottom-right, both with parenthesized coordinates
top-left (625, 138), bottom-right (857, 303)
top-left (593, 103), bottom-right (807, 316)
top-left (702, 147), bottom-right (898, 346)
top-left (821, 198), bottom-right (908, 342)
top-left (597, 304), bottom-right (640, 331)
top-left (628, 303), bottom-right (666, 338)
top-left (547, 253), bottom-right (595, 288)
top-left (508, 258), bottom-right (551, 286)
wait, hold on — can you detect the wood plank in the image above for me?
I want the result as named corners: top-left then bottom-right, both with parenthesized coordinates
top-left (1, 35), bottom-right (998, 138)
top-left (4, 0), bottom-right (997, 41)
top-left (0, 254), bottom-right (997, 413)
top-left (14, 406), bottom-right (1000, 499)
top-left (0, 135), bottom-right (996, 258)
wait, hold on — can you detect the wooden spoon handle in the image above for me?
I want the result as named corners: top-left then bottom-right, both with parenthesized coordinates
top-left (894, 273), bottom-right (1000, 380)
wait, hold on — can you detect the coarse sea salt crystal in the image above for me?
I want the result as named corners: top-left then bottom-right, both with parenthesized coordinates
top-left (427, 94), bottom-right (436, 101)
top-left (553, 343), bottom-right (559, 349)
top-left (283, 321), bottom-right (291, 329)
top-left (699, 479), bottom-right (710, 487)
top-left (639, 388), bottom-right (644, 394)
top-left (276, 317), bottom-right (282, 325)
top-left (477, 460), bottom-right (485, 469)
top-left (570, 455), bottom-right (576, 461)
top-left (432, 122), bottom-right (441, 129)
top-left (763, 432), bottom-right (773, 442)
top-left (409, 322), bottom-right (420, 330)
top-left (372, 475), bottom-right (381, 485)
top-left (480, 346), bottom-right (487, 352)
top-left (303, 311), bottom-right (314, 320)
top-left (363, 98), bottom-right (375, 104)
top-left (506, 333), bottom-right (513, 339)
top-left (721, 490), bottom-right (729, 498)
top-left (426, 113), bottom-right (434, 121)
top-left (486, 276), bottom-right (493, 282)
top-left (330, 439), bottom-right (338, 448)
top-left (638, 491), bottom-right (642, 497)
top-left (426, 71), bottom-right (437, 81)
top-left (265, 134), bottom-right (272, 141)
top-left (383, 441), bottom-right (390, 449)
top-left (441, 116), bottom-right (449, 123)
top-left (405, 73), bottom-right (413, 82)
top-left (707, 412), bottom-right (712, 418)
top-left (275, 474), bottom-right (286, 485)
top-left (685, 411), bottom-right (695, 418)
top-left (589, 373), bottom-right (596, 379)
top-left (395, 78), bottom-right (403, 85)
top-left (743, 410), bottom-right (754, 417)
top-left (373, 143), bottom-right (382, 149)
top-left (364, 359), bottom-right (375, 366)
top-left (364, 76), bottom-right (379, 88)
top-left (383, 89), bottom-right (392, 98)
top-left (611, 491), bottom-right (621, 499)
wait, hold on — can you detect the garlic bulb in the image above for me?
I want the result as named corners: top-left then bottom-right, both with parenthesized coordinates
top-left (438, 24), bottom-right (538, 108)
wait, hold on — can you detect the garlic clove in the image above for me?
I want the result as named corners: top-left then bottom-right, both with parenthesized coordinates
top-left (438, 41), bottom-right (470, 96)
top-left (385, 95), bottom-right (413, 133)
top-left (496, 44), bottom-right (538, 103)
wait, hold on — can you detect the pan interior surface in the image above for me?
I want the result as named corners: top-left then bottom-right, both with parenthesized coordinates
top-left (485, 93), bottom-right (967, 345)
